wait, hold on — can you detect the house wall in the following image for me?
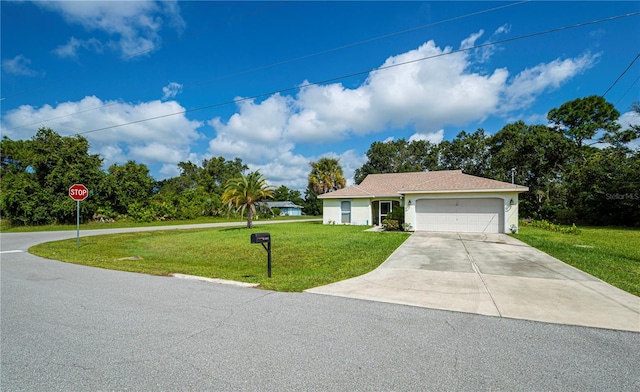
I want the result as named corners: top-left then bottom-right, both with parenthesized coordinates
top-left (322, 199), bottom-right (371, 225)
top-left (404, 192), bottom-right (521, 233)
top-left (281, 207), bottom-right (302, 216)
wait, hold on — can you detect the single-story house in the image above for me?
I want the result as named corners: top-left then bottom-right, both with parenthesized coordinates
top-left (265, 201), bottom-right (304, 216)
top-left (318, 170), bottom-right (528, 233)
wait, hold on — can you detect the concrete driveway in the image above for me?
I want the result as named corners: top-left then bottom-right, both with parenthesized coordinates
top-left (307, 232), bottom-right (640, 332)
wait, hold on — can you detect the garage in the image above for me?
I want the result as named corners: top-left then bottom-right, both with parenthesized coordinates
top-left (415, 198), bottom-right (504, 233)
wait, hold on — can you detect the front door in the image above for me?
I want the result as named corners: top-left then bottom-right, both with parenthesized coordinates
top-left (380, 201), bottom-right (392, 224)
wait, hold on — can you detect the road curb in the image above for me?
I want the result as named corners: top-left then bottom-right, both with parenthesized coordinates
top-left (170, 273), bottom-right (260, 288)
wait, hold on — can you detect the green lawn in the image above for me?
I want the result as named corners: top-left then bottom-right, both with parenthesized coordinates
top-left (30, 222), bottom-right (409, 292)
top-left (1, 215), bottom-right (319, 233)
top-left (513, 226), bottom-right (640, 297)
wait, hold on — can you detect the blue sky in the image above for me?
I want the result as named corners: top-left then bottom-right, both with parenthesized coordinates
top-left (2, 1), bottom-right (639, 190)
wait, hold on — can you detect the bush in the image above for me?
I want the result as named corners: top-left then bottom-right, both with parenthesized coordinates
top-left (382, 218), bottom-right (400, 231)
top-left (520, 219), bottom-right (580, 235)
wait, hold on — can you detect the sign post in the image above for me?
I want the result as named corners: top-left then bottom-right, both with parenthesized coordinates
top-left (69, 184), bottom-right (89, 248)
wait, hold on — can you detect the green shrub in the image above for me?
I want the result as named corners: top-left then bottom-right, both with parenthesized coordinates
top-left (520, 219), bottom-right (580, 235)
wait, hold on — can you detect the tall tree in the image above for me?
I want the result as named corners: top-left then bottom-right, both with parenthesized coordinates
top-left (273, 185), bottom-right (303, 205)
top-left (222, 171), bottom-right (275, 228)
top-left (489, 121), bottom-right (574, 220)
top-left (100, 161), bottom-right (155, 216)
top-left (547, 95), bottom-right (621, 149)
top-left (308, 157), bottom-right (346, 194)
top-left (354, 139), bottom-right (439, 184)
top-left (0, 128), bottom-right (103, 225)
top-left (201, 157), bottom-right (248, 195)
top-left (438, 129), bottom-right (490, 176)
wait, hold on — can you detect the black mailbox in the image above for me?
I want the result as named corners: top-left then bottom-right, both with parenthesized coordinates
top-left (250, 232), bottom-right (272, 277)
top-left (251, 232), bottom-right (271, 244)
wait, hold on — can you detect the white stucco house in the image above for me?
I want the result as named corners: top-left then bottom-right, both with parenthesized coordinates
top-left (318, 170), bottom-right (528, 233)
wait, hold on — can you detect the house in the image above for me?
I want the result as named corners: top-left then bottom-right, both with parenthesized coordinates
top-left (265, 201), bottom-right (304, 216)
top-left (318, 170), bottom-right (528, 233)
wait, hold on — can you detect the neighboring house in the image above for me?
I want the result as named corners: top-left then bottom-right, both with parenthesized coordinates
top-left (318, 170), bottom-right (528, 233)
top-left (265, 201), bottom-right (304, 216)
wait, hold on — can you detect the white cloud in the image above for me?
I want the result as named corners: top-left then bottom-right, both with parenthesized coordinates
top-left (460, 30), bottom-right (484, 50)
top-left (0, 95), bottom-right (203, 172)
top-left (0, 30), bottom-right (605, 188)
top-left (620, 110), bottom-right (640, 151)
top-left (2, 55), bottom-right (41, 77)
top-left (208, 94), bottom-right (294, 163)
top-left (38, 0), bottom-right (184, 58)
top-left (52, 37), bottom-right (103, 59)
top-left (494, 24), bottom-right (511, 35)
top-left (206, 34), bottom-right (599, 190)
top-left (409, 129), bottom-right (445, 144)
top-left (503, 53), bottom-right (599, 110)
top-left (162, 82), bottom-right (183, 100)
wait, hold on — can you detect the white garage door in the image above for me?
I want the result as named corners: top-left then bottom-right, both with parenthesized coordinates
top-left (415, 198), bottom-right (504, 233)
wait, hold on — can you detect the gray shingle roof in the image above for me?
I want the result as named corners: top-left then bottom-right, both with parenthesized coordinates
top-left (318, 170), bottom-right (528, 198)
top-left (265, 201), bottom-right (303, 209)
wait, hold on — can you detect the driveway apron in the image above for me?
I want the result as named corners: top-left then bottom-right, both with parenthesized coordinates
top-left (307, 232), bottom-right (640, 332)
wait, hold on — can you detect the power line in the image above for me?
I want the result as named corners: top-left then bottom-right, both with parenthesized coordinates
top-left (2, 0), bottom-right (532, 133)
top-left (602, 52), bottom-right (640, 98)
top-left (615, 75), bottom-right (640, 107)
top-left (72, 11), bottom-right (640, 137)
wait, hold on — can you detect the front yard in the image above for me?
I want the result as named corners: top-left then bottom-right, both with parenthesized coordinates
top-left (30, 222), bottom-right (410, 292)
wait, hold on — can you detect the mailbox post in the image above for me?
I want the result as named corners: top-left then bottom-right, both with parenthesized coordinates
top-left (250, 233), bottom-right (272, 278)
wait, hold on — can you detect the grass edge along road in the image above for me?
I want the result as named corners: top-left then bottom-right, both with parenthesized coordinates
top-left (513, 225), bottom-right (640, 297)
top-left (30, 222), bottom-right (410, 292)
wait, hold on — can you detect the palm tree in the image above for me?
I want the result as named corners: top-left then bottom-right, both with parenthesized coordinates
top-left (222, 171), bottom-right (275, 228)
top-left (308, 157), bottom-right (346, 195)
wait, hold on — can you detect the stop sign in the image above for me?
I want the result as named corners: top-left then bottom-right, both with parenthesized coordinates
top-left (69, 184), bottom-right (89, 201)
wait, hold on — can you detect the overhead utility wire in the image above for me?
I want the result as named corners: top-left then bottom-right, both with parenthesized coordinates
top-left (614, 75), bottom-right (639, 107)
top-left (0, 1), bottom-right (288, 102)
top-left (3, 0), bottom-right (531, 133)
top-left (73, 11), bottom-right (640, 137)
top-left (602, 52), bottom-right (640, 98)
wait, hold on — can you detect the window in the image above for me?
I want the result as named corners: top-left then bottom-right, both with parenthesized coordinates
top-left (341, 201), bottom-right (351, 224)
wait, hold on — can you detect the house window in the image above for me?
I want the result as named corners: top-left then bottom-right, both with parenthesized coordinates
top-left (380, 201), bottom-right (392, 223)
top-left (341, 201), bottom-right (351, 224)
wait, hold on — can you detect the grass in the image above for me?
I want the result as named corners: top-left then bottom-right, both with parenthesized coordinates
top-left (1, 215), bottom-right (320, 233)
top-left (30, 222), bottom-right (410, 292)
top-left (513, 225), bottom-right (640, 297)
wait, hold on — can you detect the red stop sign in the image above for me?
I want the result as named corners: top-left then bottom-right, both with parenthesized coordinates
top-left (69, 184), bottom-right (89, 201)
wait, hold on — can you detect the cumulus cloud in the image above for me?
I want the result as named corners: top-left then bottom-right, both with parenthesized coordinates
top-left (2, 55), bottom-right (41, 76)
top-left (206, 33), bottom-right (599, 188)
top-left (1, 95), bottom-right (203, 171)
top-left (409, 129), bottom-right (445, 144)
top-left (38, 0), bottom-right (184, 58)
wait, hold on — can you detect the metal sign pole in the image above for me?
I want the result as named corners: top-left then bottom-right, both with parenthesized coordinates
top-left (76, 200), bottom-right (80, 248)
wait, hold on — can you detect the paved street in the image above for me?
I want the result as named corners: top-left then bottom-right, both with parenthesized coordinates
top-left (2, 228), bottom-right (639, 391)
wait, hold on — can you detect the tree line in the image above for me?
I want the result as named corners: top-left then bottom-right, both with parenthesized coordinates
top-left (1, 95), bottom-right (638, 227)
top-left (355, 96), bottom-right (640, 226)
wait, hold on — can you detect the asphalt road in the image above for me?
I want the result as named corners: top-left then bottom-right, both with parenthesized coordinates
top-left (1, 227), bottom-right (639, 391)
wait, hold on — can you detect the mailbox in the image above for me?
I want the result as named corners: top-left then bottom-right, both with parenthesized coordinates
top-left (251, 233), bottom-right (271, 244)
top-left (250, 232), bottom-right (272, 277)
